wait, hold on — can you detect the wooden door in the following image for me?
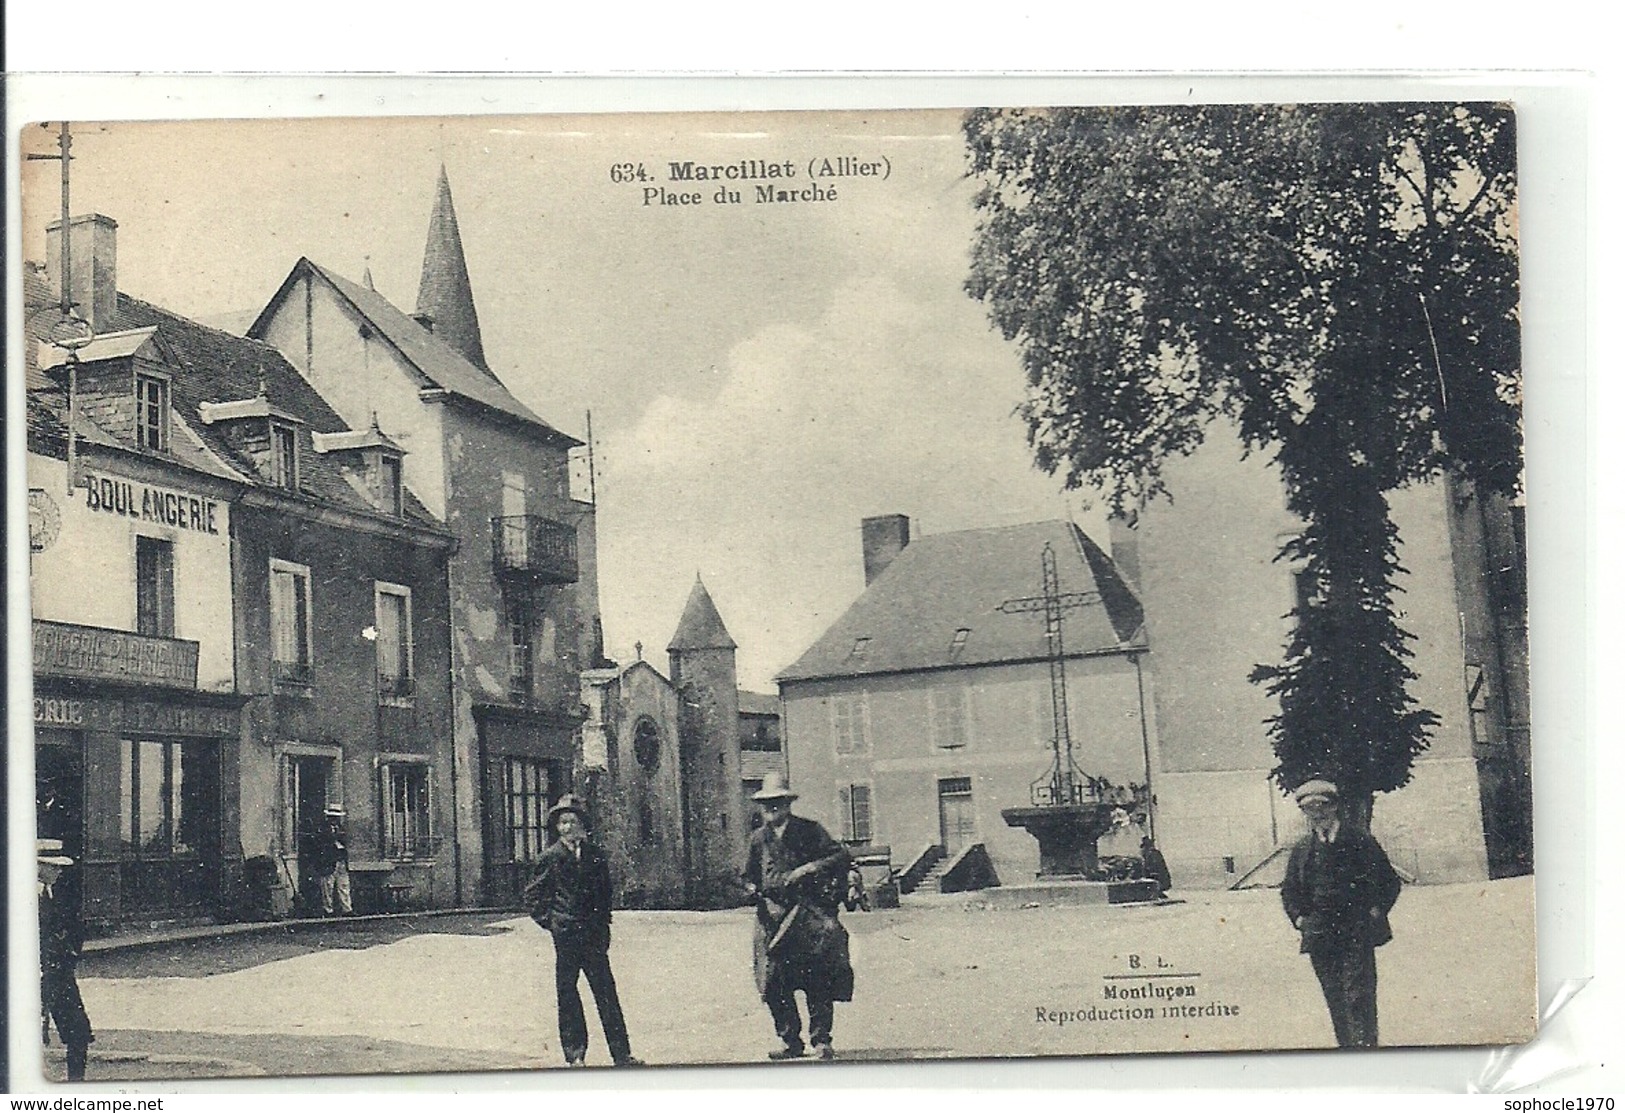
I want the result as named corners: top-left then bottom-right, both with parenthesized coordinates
top-left (937, 777), bottom-right (976, 854)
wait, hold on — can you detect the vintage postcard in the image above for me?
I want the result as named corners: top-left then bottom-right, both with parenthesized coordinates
top-left (15, 97), bottom-right (1539, 1086)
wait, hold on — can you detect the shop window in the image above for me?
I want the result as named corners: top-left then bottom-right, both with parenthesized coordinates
top-left (839, 783), bottom-right (873, 844)
top-left (270, 559), bottom-right (313, 685)
top-left (504, 756), bottom-right (550, 863)
top-left (135, 535), bottom-right (175, 637)
top-left (374, 582), bottom-right (414, 701)
top-left (120, 738), bottom-right (215, 857)
top-left (135, 373), bottom-right (169, 452)
top-left (382, 761), bottom-right (433, 860)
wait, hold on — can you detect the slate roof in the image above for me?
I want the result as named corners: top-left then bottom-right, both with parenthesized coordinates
top-left (776, 519), bottom-right (1145, 684)
top-left (668, 577), bottom-right (737, 652)
top-left (249, 259), bottom-right (578, 446)
top-left (28, 287), bottom-right (440, 530)
top-left (738, 691), bottom-right (780, 717)
top-left (416, 165), bottom-right (492, 376)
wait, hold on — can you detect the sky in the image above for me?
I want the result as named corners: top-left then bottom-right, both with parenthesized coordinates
top-left (19, 110), bottom-right (1100, 691)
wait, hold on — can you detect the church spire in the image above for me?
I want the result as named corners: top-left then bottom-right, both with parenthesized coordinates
top-left (415, 164), bottom-right (490, 374)
top-left (668, 575), bottom-right (737, 652)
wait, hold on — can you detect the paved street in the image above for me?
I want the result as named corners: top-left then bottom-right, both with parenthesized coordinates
top-left (36, 877), bottom-right (1535, 1084)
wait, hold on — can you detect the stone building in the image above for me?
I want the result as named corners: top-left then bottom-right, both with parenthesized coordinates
top-left (26, 214), bottom-right (458, 929)
top-left (578, 578), bottom-right (782, 907)
top-left (247, 169), bottom-right (603, 906)
top-left (777, 517), bottom-right (1152, 888)
top-left (779, 426), bottom-right (1531, 892)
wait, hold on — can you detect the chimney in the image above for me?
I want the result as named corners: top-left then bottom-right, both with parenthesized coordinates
top-left (861, 514), bottom-right (911, 586)
top-left (46, 214), bottom-right (118, 333)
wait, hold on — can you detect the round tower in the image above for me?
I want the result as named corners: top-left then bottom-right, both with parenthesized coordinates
top-left (668, 575), bottom-right (747, 907)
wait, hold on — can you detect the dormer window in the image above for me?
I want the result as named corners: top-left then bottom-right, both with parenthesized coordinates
top-left (271, 422), bottom-right (299, 490)
top-left (380, 453), bottom-right (403, 516)
top-left (135, 373), bottom-right (169, 451)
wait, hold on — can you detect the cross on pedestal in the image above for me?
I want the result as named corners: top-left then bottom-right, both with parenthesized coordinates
top-left (998, 542), bottom-right (1100, 806)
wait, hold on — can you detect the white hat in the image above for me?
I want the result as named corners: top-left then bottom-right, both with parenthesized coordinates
top-left (1293, 779), bottom-right (1339, 806)
top-left (751, 772), bottom-right (798, 803)
top-left (37, 838), bottom-right (74, 867)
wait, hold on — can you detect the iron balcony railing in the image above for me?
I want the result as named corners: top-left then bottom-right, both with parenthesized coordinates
top-left (491, 515), bottom-right (579, 585)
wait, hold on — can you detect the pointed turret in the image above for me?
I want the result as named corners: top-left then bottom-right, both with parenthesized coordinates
top-left (415, 165), bottom-right (490, 374)
top-left (668, 575), bottom-right (737, 652)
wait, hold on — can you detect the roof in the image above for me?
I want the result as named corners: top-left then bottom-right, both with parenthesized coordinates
top-left (30, 289), bottom-right (441, 528)
top-left (776, 519), bottom-right (1145, 684)
top-left (668, 577), bottom-right (737, 652)
top-left (249, 259), bottom-right (578, 445)
top-left (416, 165), bottom-right (492, 376)
top-left (738, 691), bottom-right (779, 717)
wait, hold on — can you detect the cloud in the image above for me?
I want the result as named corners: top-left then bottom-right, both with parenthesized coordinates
top-left (596, 270), bottom-right (1072, 689)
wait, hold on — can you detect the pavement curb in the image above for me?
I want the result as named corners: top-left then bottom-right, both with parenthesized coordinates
top-left (82, 906), bottom-right (524, 955)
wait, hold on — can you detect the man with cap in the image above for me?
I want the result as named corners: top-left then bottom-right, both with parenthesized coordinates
top-left (1281, 778), bottom-right (1402, 1048)
top-left (311, 803), bottom-right (352, 917)
top-left (523, 794), bottom-right (640, 1067)
top-left (39, 838), bottom-right (93, 1081)
top-left (742, 772), bottom-right (854, 1062)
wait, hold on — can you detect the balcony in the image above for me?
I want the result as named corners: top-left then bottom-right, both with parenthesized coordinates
top-left (491, 515), bottom-right (578, 585)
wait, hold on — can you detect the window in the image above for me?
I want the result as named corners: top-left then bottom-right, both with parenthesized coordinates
top-left (742, 721), bottom-right (781, 752)
top-left (503, 756), bottom-right (551, 863)
top-left (507, 591), bottom-right (534, 702)
top-left (271, 423), bottom-right (298, 490)
top-left (380, 454), bottom-right (403, 516)
top-left (135, 374), bottom-right (169, 451)
top-left (831, 694), bottom-right (869, 755)
top-left (270, 560), bottom-right (313, 685)
top-left (382, 762), bottom-right (432, 859)
top-left (375, 583), bottom-right (414, 700)
top-left (949, 628), bottom-right (971, 659)
top-left (838, 784), bottom-right (873, 844)
top-left (120, 738), bottom-right (215, 857)
top-left (135, 535), bottom-right (175, 637)
top-left (930, 686), bottom-right (969, 750)
top-left (633, 717), bottom-right (661, 771)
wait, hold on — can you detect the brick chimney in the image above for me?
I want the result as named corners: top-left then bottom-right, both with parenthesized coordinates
top-left (46, 214), bottom-right (118, 333)
top-left (861, 514), bottom-right (911, 586)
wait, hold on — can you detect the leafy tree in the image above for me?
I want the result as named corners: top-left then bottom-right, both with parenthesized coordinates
top-left (964, 103), bottom-right (1521, 821)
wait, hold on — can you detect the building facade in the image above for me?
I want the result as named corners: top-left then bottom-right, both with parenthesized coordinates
top-left (27, 214), bottom-right (458, 929)
top-left (780, 427), bottom-right (1531, 893)
top-left (247, 169), bottom-right (603, 906)
top-left (777, 517), bottom-right (1153, 886)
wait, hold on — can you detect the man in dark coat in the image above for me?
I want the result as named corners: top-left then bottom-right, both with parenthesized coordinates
top-left (1140, 836), bottom-right (1172, 897)
top-left (742, 773), bottom-right (853, 1062)
top-left (39, 838), bottom-right (93, 1081)
top-left (304, 804), bottom-right (352, 917)
top-left (1280, 779), bottom-right (1403, 1048)
top-left (523, 795), bottom-right (641, 1068)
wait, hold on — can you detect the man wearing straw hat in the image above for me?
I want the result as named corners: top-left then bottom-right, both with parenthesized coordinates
top-left (1281, 778), bottom-right (1402, 1048)
top-left (312, 803), bottom-right (353, 917)
top-left (38, 838), bottom-right (93, 1081)
top-left (742, 773), bottom-right (853, 1062)
top-left (523, 794), bottom-right (641, 1067)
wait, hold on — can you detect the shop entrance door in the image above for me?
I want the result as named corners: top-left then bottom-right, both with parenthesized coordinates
top-left (287, 755), bottom-right (337, 909)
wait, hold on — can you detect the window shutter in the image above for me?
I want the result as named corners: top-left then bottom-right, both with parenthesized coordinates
top-left (838, 785), bottom-right (853, 841)
top-left (851, 785), bottom-right (872, 844)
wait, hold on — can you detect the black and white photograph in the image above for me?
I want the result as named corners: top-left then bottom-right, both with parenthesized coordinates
top-left (11, 93), bottom-right (1551, 1087)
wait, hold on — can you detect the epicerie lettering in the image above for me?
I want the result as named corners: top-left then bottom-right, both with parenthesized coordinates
top-left (34, 696), bottom-right (85, 726)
